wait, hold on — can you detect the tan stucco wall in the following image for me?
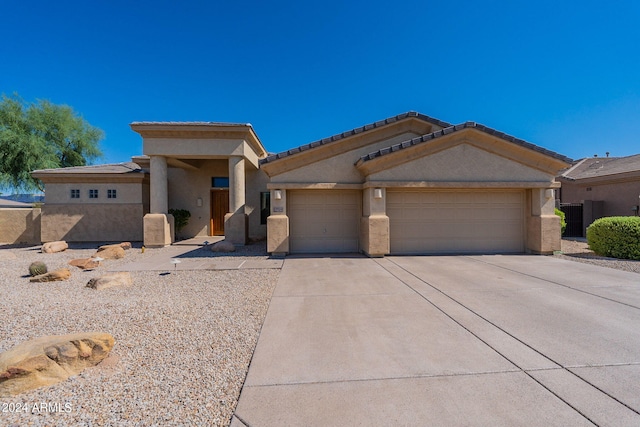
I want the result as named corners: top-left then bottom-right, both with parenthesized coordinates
top-left (41, 204), bottom-right (144, 242)
top-left (246, 168), bottom-right (269, 240)
top-left (525, 188), bottom-right (561, 254)
top-left (0, 208), bottom-right (41, 244)
top-left (144, 138), bottom-right (261, 168)
top-left (369, 143), bottom-right (552, 182)
top-left (44, 182), bottom-right (145, 204)
top-left (269, 132), bottom-right (421, 184)
top-left (560, 179), bottom-right (640, 218)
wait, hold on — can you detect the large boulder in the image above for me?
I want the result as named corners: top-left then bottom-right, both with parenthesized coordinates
top-left (0, 332), bottom-right (115, 397)
top-left (95, 246), bottom-right (125, 260)
top-left (30, 268), bottom-right (71, 282)
top-left (210, 241), bottom-right (236, 253)
top-left (41, 241), bottom-right (68, 254)
top-left (86, 272), bottom-right (132, 291)
top-left (98, 242), bottom-right (131, 251)
top-left (69, 258), bottom-right (100, 270)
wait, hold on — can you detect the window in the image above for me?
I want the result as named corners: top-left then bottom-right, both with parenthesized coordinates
top-left (260, 192), bottom-right (271, 224)
top-left (107, 189), bottom-right (117, 199)
top-left (212, 177), bottom-right (229, 188)
top-left (70, 189), bottom-right (80, 199)
top-left (89, 189), bottom-right (99, 199)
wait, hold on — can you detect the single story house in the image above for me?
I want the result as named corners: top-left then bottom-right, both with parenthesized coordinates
top-left (32, 112), bottom-right (572, 255)
top-left (557, 154), bottom-right (640, 236)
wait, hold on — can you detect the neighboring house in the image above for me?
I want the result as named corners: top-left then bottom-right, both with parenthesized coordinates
top-left (557, 154), bottom-right (640, 236)
top-left (31, 112), bottom-right (572, 255)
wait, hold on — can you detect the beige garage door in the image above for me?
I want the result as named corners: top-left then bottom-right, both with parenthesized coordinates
top-left (388, 190), bottom-right (524, 254)
top-left (289, 190), bottom-right (360, 253)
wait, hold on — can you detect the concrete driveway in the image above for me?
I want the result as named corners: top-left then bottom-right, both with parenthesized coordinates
top-left (232, 255), bottom-right (640, 426)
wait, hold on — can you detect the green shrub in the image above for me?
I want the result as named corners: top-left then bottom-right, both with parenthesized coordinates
top-left (555, 208), bottom-right (566, 235)
top-left (586, 216), bottom-right (640, 260)
top-left (29, 261), bottom-right (48, 276)
top-left (168, 208), bottom-right (191, 233)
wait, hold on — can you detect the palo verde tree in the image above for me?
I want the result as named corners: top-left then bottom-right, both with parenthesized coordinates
top-left (0, 93), bottom-right (104, 191)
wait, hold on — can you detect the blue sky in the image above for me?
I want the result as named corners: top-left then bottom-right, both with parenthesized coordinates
top-left (3, 0), bottom-right (640, 165)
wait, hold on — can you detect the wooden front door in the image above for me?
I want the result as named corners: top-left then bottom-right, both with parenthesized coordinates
top-left (210, 190), bottom-right (229, 236)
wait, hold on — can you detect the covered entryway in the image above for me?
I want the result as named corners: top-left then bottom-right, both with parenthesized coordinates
top-left (288, 190), bottom-right (360, 253)
top-left (387, 190), bottom-right (524, 254)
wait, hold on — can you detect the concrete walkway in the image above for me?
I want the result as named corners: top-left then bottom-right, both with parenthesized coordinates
top-left (108, 237), bottom-right (283, 272)
top-left (232, 254), bottom-right (640, 426)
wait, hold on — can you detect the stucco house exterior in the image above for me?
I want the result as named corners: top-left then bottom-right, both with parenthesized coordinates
top-left (31, 112), bottom-right (572, 255)
top-left (557, 154), bottom-right (640, 236)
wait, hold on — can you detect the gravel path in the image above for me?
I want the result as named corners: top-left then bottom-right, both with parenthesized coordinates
top-left (0, 242), bottom-right (279, 426)
top-left (555, 238), bottom-right (640, 274)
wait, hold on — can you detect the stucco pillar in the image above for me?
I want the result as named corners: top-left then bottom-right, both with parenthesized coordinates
top-left (144, 155), bottom-right (173, 247)
top-left (360, 187), bottom-right (390, 257)
top-left (150, 155), bottom-right (168, 214)
top-left (526, 188), bottom-right (560, 254)
top-left (224, 156), bottom-right (248, 245)
top-left (267, 189), bottom-right (289, 256)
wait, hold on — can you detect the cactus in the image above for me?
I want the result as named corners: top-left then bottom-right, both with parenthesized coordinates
top-left (29, 261), bottom-right (48, 277)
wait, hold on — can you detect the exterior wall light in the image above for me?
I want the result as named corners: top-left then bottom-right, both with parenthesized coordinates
top-left (196, 197), bottom-right (203, 207)
top-left (274, 190), bottom-right (282, 200)
top-left (374, 188), bottom-right (383, 199)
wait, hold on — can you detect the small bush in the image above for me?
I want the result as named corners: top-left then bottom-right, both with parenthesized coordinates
top-left (586, 216), bottom-right (640, 260)
top-left (555, 208), bottom-right (566, 235)
top-left (168, 208), bottom-right (191, 233)
top-left (29, 261), bottom-right (48, 276)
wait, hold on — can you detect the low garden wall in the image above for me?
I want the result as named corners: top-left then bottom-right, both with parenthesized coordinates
top-left (0, 208), bottom-right (41, 244)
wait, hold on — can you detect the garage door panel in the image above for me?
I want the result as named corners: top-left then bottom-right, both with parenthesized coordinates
top-left (289, 190), bottom-right (360, 253)
top-left (389, 191), bottom-right (524, 254)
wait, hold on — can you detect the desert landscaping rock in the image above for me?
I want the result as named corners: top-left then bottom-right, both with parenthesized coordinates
top-left (41, 241), bottom-right (68, 254)
top-left (86, 272), bottom-right (132, 290)
top-left (69, 258), bottom-right (100, 270)
top-left (0, 241), bottom-right (278, 425)
top-left (211, 240), bottom-right (236, 253)
top-left (0, 332), bottom-right (115, 397)
top-left (95, 246), bottom-right (125, 260)
top-left (29, 268), bottom-right (71, 282)
top-left (98, 242), bottom-right (131, 252)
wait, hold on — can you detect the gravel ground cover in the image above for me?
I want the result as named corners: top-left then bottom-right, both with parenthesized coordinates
top-left (0, 241), bottom-right (279, 426)
top-left (555, 238), bottom-right (640, 274)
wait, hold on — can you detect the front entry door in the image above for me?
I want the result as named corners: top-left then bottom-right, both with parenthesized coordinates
top-left (210, 190), bottom-right (229, 236)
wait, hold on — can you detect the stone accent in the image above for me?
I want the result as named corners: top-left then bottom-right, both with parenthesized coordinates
top-left (42, 241), bottom-right (68, 253)
top-left (267, 215), bottom-right (289, 255)
top-left (69, 258), bottom-right (100, 270)
top-left (360, 215), bottom-right (390, 257)
top-left (143, 213), bottom-right (174, 248)
top-left (0, 332), bottom-right (115, 397)
top-left (87, 272), bottom-right (132, 290)
top-left (95, 246), bottom-right (125, 260)
top-left (211, 241), bottom-right (236, 253)
top-left (29, 268), bottom-right (71, 282)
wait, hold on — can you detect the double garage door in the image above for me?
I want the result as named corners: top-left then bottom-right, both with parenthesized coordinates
top-left (288, 190), bottom-right (524, 254)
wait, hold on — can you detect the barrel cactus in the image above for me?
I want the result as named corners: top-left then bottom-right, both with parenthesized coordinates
top-left (29, 261), bottom-right (48, 277)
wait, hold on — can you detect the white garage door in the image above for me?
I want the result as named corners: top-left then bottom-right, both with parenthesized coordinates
top-left (289, 190), bottom-right (360, 253)
top-left (388, 190), bottom-right (524, 254)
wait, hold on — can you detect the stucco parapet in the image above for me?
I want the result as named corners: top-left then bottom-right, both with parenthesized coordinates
top-left (364, 181), bottom-right (560, 189)
top-left (266, 183), bottom-right (363, 190)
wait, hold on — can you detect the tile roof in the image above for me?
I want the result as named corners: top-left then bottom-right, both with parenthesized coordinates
top-left (560, 154), bottom-right (640, 180)
top-left (358, 122), bottom-right (573, 164)
top-left (259, 112), bottom-right (452, 164)
top-left (32, 162), bottom-right (144, 175)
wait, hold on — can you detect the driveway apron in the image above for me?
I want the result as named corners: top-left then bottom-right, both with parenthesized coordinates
top-left (232, 255), bottom-right (640, 426)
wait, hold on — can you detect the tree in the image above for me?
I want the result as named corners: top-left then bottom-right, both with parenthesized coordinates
top-left (0, 93), bottom-right (104, 191)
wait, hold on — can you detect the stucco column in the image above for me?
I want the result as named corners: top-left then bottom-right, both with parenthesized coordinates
top-left (229, 156), bottom-right (245, 213)
top-left (225, 156), bottom-right (248, 245)
top-left (526, 187), bottom-right (560, 254)
top-left (150, 155), bottom-right (168, 214)
top-left (360, 187), bottom-right (390, 257)
top-left (267, 188), bottom-right (289, 255)
top-left (144, 155), bottom-right (173, 247)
